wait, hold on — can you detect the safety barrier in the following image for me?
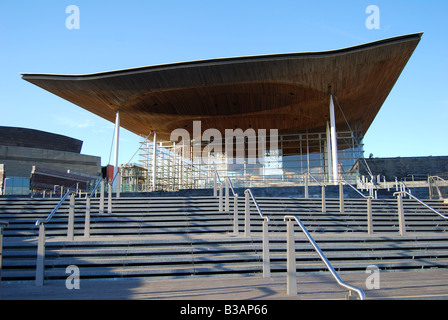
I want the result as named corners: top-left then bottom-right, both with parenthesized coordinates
top-left (214, 172), bottom-right (365, 298)
top-left (394, 190), bottom-right (448, 236)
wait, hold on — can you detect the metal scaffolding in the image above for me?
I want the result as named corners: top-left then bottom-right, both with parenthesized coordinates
top-left (132, 129), bottom-right (364, 192)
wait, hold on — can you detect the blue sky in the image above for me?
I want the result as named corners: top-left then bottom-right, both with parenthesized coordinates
top-left (0, 0), bottom-right (447, 166)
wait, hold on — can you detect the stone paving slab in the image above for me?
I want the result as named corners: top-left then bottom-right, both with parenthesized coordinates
top-left (1, 269), bottom-right (447, 300)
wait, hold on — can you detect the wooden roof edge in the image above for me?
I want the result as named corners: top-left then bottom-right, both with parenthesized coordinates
top-left (20, 32), bottom-right (423, 81)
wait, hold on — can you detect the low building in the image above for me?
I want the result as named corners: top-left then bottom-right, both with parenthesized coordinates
top-left (359, 156), bottom-right (448, 181)
top-left (0, 126), bottom-right (101, 195)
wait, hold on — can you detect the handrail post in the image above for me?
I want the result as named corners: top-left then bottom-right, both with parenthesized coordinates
top-left (35, 223), bottom-right (46, 286)
top-left (262, 218), bottom-right (270, 278)
top-left (304, 173), bottom-right (309, 199)
top-left (244, 191), bottom-right (251, 237)
top-left (67, 193), bottom-right (75, 241)
top-left (116, 170), bottom-right (121, 198)
top-left (396, 190), bottom-right (448, 220)
top-left (218, 182), bottom-right (223, 212)
top-left (339, 181), bottom-right (344, 213)
top-left (284, 215), bottom-right (365, 299)
top-left (286, 218), bottom-right (297, 295)
top-left (233, 194), bottom-right (239, 234)
top-left (225, 178), bottom-right (229, 212)
top-left (108, 182), bottom-right (112, 213)
top-left (213, 171), bottom-right (218, 197)
top-left (367, 197), bottom-right (373, 234)
top-left (321, 185), bottom-right (326, 213)
top-left (99, 180), bottom-right (105, 214)
top-left (84, 196), bottom-right (91, 238)
top-left (396, 193), bottom-right (406, 235)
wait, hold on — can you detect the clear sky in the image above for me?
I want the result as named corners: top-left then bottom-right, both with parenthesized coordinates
top-left (0, 0), bottom-right (447, 167)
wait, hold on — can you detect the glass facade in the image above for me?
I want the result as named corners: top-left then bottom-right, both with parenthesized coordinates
top-left (129, 129), bottom-right (364, 192)
top-left (2, 176), bottom-right (31, 195)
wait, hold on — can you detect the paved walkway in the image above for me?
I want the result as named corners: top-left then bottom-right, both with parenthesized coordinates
top-left (1, 269), bottom-right (448, 300)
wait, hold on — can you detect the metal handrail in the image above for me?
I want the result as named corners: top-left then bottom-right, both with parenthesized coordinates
top-left (393, 191), bottom-right (448, 220)
top-left (109, 168), bottom-right (120, 185)
top-left (226, 177), bottom-right (237, 197)
top-left (398, 181), bottom-right (411, 194)
top-left (284, 215), bottom-right (365, 300)
top-left (305, 172), bottom-right (325, 187)
top-left (428, 176), bottom-right (448, 200)
top-left (35, 189), bottom-right (75, 226)
top-left (35, 189), bottom-right (77, 286)
top-left (215, 171), bottom-right (222, 183)
top-left (87, 179), bottom-right (103, 198)
top-left (429, 175), bottom-right (448, 183)
top-left (214, 171), bottom-right (222, 197)
top-left (244, 188), bottom-right (269, 222)
top-left (243, 188), bottom-right (271, 278)
top-left (341, 177), bottom-right (372, 199)
top-left (221, 176), bottom-right (239, 214)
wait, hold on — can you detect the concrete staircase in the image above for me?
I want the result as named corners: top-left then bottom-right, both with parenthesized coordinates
top-left (1, 194), bottom-right (448, 283)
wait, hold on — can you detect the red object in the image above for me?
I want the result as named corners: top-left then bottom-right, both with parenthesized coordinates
top-left (106, 165), bottom-right (114, 182)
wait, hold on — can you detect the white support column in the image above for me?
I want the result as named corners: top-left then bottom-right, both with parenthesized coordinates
top-left (329, 95), bottom-right (339, 184)
top-left (152, 131), bottom-right (157, 191)
top-left (113, 110), bottom-right (120, 192)
top-left (326, 121), bottom-right (332, 183)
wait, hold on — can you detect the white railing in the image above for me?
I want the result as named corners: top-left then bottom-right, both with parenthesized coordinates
top-left (34, 179), bottom-right (109, 286)
top-left (35, 189), bottom-right (76, 286)
top-left (340, 178), bottom-right (374, 234)
top-left (244, 188), bottom-right (271, 278)
top-left (394, 190), bottom-right (448, 236)
top-left (428, 175), bottom-right (448, 200)
top-left (84, 179), bottom-right (104, 238)
top-left (107, 169), bottom-right (121, 213)
top-left (216, 173), bottom-right (365, 299)
top-left (304, 172), bottom-right (327, 213)
top-left (284, 215), bottom-right (365, 300)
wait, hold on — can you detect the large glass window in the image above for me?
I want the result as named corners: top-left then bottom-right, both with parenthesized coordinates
top-left (3, 176), bottom-right (30, 195)
top-left (135, 129), bottom-right (364, 192)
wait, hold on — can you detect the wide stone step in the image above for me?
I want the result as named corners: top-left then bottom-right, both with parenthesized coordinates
top-left (1, 195), bottom-right (447, 283)
top-left (3, 231), bottom-right (448, 281)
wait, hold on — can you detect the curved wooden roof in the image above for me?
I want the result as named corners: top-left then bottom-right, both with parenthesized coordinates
top-left (21, 33), bottom-right (422, 142)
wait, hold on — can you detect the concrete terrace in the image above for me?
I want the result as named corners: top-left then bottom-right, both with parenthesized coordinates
top-left (1, 192), bottom-right (447, 301)
top-left (2, 269), bottom-right (448, 300)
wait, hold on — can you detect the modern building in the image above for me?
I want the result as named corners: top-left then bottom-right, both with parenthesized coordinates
top-left (359, 156), bottom-right (448, 182)
top-left (0, 126), bottom-right (101, 195)
top-left (21, 33), bottom-right (423, 192)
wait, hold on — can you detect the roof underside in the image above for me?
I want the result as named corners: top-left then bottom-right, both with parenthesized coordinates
top-left (22, 33), bottom-right (422, 143)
